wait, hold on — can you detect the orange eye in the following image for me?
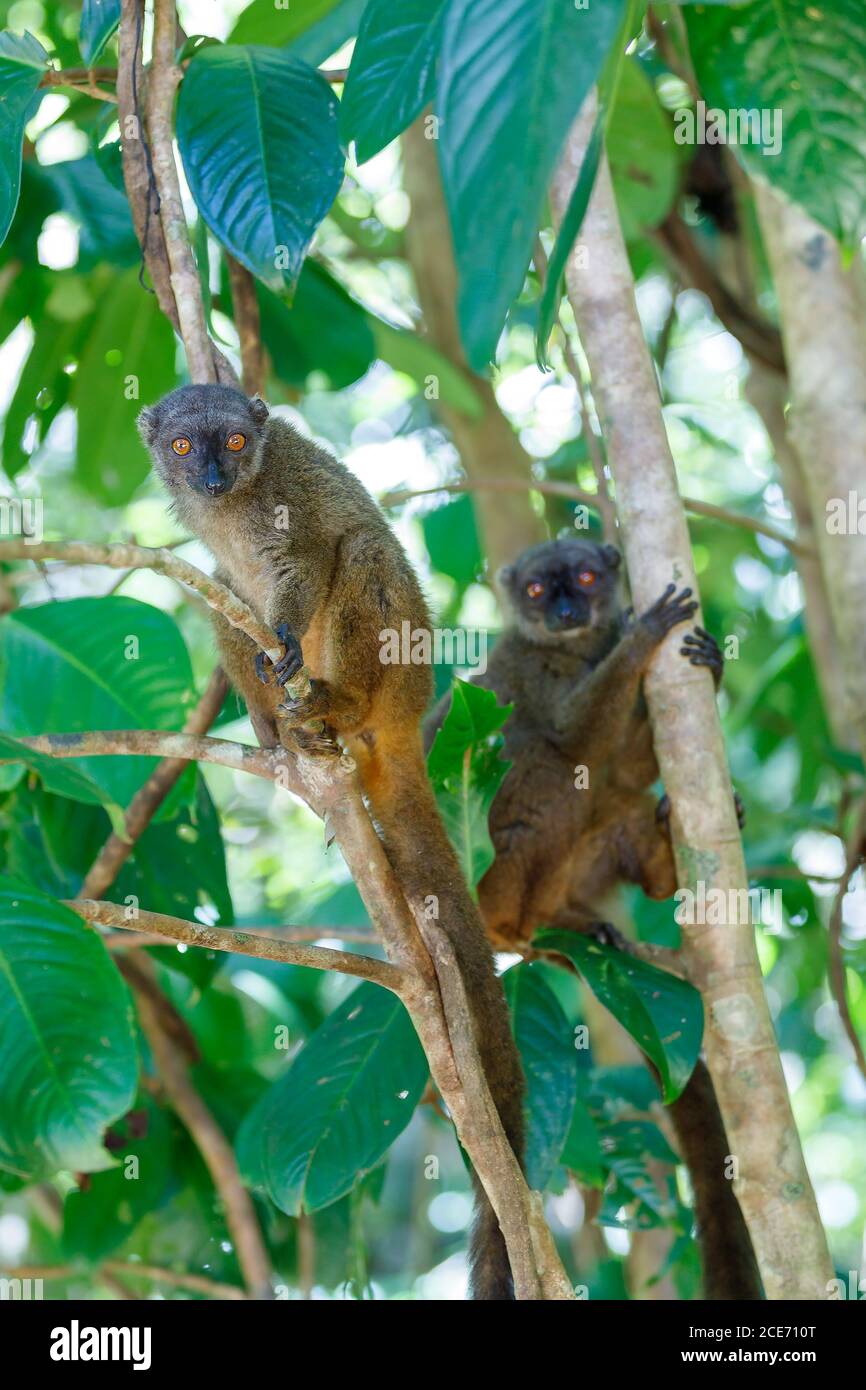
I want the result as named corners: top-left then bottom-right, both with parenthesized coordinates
top-left (171, 437), bottom-right (191, 456)
top-left (577, 571), bottom-right (596, 587)
top-left (526, 581), bottom-right (544, 600)
top-left (226, 433), bottom-right (246, 452)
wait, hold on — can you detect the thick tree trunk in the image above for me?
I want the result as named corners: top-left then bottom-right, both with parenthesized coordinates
top-left (754, 184), bottom-right (866, 759)
top-left (402, 120), bottom-right (546, 573)
top-left (550, 100), bottom-right (833, 1300)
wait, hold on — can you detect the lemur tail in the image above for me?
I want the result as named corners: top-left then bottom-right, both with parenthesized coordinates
top-left (364, 732), bottom-right (526, 1300)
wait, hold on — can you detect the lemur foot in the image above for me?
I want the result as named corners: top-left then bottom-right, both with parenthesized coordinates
top-left (289, 722), bottom-right (340, 757)
top-left (680, 625), bottom-right (723, 681)
top-left (587, 920), bottom-right (635, 953)
top-left (641, 585), bottom-right (699, 641)
top-left (279, 677), bottom-right (331, 724)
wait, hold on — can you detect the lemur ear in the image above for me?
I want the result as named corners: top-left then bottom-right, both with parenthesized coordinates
top-left (248, 395), bottom-right (269, 426)
top-left (496, 563), bottom-right (515, 589)
top-left (601, 544), bottom-right (621, 570)
top-left (137, 405), bottom-right (157, 445)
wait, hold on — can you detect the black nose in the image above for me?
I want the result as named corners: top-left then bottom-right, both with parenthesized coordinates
top-left (205, 478), bottom-right (227, 496)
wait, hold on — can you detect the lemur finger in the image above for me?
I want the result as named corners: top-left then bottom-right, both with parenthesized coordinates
top-left (254, 652), bottom-right (272, 685)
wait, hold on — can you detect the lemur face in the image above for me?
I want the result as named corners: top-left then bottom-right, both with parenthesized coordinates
top-left (138, 384), bottom-right (270, 499)
top-left (498, 539), bottom-right (622, 641)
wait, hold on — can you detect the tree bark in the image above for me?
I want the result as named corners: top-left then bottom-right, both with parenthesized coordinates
top-left (550, 99), bottom-right (833, 1300)
top-left (754, 184), bottom-right (866, 759)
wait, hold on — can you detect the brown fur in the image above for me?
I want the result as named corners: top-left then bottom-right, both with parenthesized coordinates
top-left (140, 385), bottom-right (525, 1299)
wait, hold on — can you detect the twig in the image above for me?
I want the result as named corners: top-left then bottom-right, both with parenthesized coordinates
top-left (105, 924), bottom-right (378, 948)
top-left (148, 0), bottom-right (215, 382)
top-left (826, 800), bottom-right (866, 1082)
top-left (40, 68), bottom-right (117, 101)
top-left (381, 478), bottom-right (808, 555)
top-left (227, 255), bottom-right (267, 396)
top-left (2, 1261), bottom-right (248, 1300)
top-left (82, 668), bottom-right (229, 898)
top-left (10, 728), bottom-right (282, 779)
top-left (68, 899), bottom-right (406, 994)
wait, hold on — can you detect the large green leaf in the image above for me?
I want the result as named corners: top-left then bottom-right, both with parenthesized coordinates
top-left (79, 0), bottom-right (121, 65)
top-left (62, 1101), bottom-right (171, 1261)
top-left (0, 597), bottom-right (195, 812)
top-left (427, 679), bottom-right (511, 887)
top-left (0, 731), bottom-right (123, 820)
top-left (608, 56), bottom-right (681, 241)
top-left (236, 981), bottom-right (427, 1214)
top-left (45, 155), bottom-right (138, 269)
top-left (340, 0), bottom-right (446, 163)
top-left (0, 31), bottom-right (49, 247)
top-left (71, 267), bottom-right (178, 504)
top-left (0, 878), bottom-right (138, 1179)
top-left (535, 932), bottom-right (703, 1102)
top-left (177, 45), bottom-right (343, 294)
top-left (422, 495), bottom-right (482, 590)
top-left (229, 0), bottom-right (355, 51)
top-left (503, 963), bottom-right (578, 1189)
top-left (685, 0), bottom-right (866, 245)
top-left (437, 0), bottom-right (626, 368)
top-left (256, 259), bottom-right (375, 389)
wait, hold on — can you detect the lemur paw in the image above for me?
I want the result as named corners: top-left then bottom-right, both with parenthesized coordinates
top-left (587, 920), bottom-right (635, 954)
top-left (289, 722), bottom-right (340, 757)
top-left (734, 790), bottom-right (746, 829)
top-left (279, 677), bottom-right (331, 724)
top-left (655, 792), bottom-right (671, 829)
top-left (680, 625), bottom-right (723, 681)
top-left (641, 584), bottom-right (699, 641)
top-left (255, 623), bottom-right (304, 688)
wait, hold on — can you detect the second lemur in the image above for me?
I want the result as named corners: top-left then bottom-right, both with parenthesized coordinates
top-left (139, 384), bottom-right (525, 1300)
top-left (425, 536), bottom-right (761, 1299)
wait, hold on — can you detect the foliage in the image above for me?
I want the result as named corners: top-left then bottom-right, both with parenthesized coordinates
top-left (0, 0), bottom-right (861, 1301)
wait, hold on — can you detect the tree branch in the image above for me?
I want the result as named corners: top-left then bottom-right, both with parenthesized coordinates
top-left (2, 1261), bottom-right (248, 1300)
top-left (381, 478), bottom-right (809, 556)
top-left (826, 800), bottom-right (866, 1083)
top-left (68, 899), bottom-right (406, 994)
top-left (227, 255), bottom-right (266, 396)
top-left (550, 94), bottom-right (833, 1300)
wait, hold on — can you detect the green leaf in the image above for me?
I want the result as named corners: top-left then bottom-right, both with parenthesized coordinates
top-left (0, 31), bottom-right (49, 247)
top-left (536, 108), bottom-right (603, 368)
top-left (422, 495), bottom-right (482, 590)
top-left (0, 878), bottom-right (137, 1179)
top-left (684, 0), bottom-right (866, 245)
top-left (2, 311), bottom-right (92, 479)
top-left (535, 932), bottom-right (703, 1102)
top-left (255, 259), bottom-right (375, 390)
top-left (0, 597), bottom-right (195, 812)
top-left (340, 0), bottom-right (446, 163)
top-left (79, 0), bottom-right (121, 65)
top-left (45, 155), bottom-right (138, 268)
top-left (560, 1091), bottom-right (605, 1186)
top-left (177, 45), bottom-right (344, 293)
top-left (427, 679), bottom-right (511, 887)
top-left (62, 1102), bottom-right (171, 1261)
top-left (71, 266), bottom-right (177, 504)
top-left (236, 981), bottom-right (427, 1214)
top-left (229, 0), bottom-right (354, 51)
top-left (438, 0), bottom-right (626, 368)
top-left (607, 57), bottom-right (681, 241)
top-left (371, 320), bottom-right (484, 418)
top-left (0, 731), bottom-right (123, 820)
top-left (503, 964), bottom-right (578, 1189)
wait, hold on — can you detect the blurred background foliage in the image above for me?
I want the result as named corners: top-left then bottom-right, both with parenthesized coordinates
top-left (0, 0), bottom-right (863, 1300)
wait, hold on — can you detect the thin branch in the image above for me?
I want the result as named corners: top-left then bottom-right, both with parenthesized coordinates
top-left (82, 667), bottom-right (229, 899)
top-left (381, 478), bottom-right (808, 555)
top-left (148, 0), bottom-right (215, 382)
top-left (227, 255), bottom-right (267, 396)
top-left (534, 236), bottom-right (616, 540)
top-left (2, 1262), bottom-right (248, 1300)
top-left (68, 899), bottom-right (406, 994)
top-left (40, 68), bottom-right (117, 101)
top-left (103, 924), bottom-right (378, 949)
top-left (826, 800), bottom-right (866, 1082)
top-left (11, 728), bottom-right (282, 780)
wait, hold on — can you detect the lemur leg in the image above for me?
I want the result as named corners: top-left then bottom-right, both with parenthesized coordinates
top-left (211, 606), bottom-right (281, 749)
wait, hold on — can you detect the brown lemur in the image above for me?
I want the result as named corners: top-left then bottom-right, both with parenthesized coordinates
top-left (424, 537), bottom-right (762, 1299)
top-left (138, 383), bottom-right (525, 1300)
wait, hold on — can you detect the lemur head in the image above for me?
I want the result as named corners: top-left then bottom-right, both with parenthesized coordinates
top-left (498, 538), bottom-right (622, 643)
top-left (138, 384), bottom-right (269, 499)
